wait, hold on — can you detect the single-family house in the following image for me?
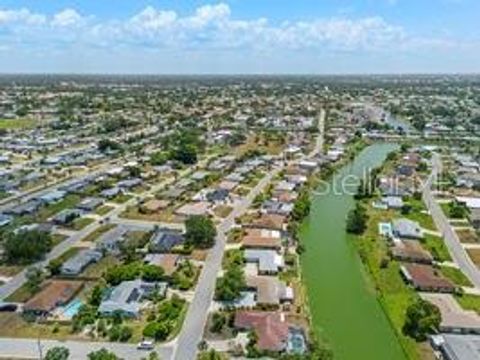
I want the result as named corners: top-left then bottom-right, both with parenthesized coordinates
top-left (234, 311), bottom-right (289, 352)
top-left (101, 187), bottom-right (123, 199)
top-left (381, 196), bottom-right (404, 209)
top-left (0, 213), bottom-right (12, 227)
top-left (52, 209), bottom-right (82, 225)
top-left (61, 249), bottom-right (103, 276)
top-left (400, 263), bottom-right (456, 293)
top-left (5, 200), bottom-right (40, 216)
top-left (246, 276), bottom-right (293, 306)
top-left (244, 249), bottom-right (284, 275)
top-left (242, 229), bottom-right (282, 250)
top-left (149, 229), bottom-right (185, 253)
top-left (23, 280), bottom-right (84, 316)
top-left (77, 197), bottom-right (104, 212)
top-left (38, 190), bottom-right (66, 204)
top-left (96, 226), bottom-right (128, 254)
top-left (392, 218), bottom-right (424, 239)
top-left (469, 209), bottom-right (480, 230)
top-left (247, 214), bottom-right (287, 232)
top-left (98, 280), bottom-right (167, 318)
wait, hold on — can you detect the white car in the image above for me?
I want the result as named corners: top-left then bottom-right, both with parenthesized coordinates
top-left (137, 340), bottom-right (155, 350)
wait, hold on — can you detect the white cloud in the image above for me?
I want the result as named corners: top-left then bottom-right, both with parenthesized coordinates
top-left (129, 6), bottom-right (177, 31)
top-left (0, 2), bottom-right (471, 57)
top-left (0, 8), bottom-right (45, 25)
top-left (51, 8), bottom-right (84, 27)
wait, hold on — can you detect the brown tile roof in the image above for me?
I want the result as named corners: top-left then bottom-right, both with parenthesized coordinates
top-left (248, 214), bottom-right (287, 232)
top-left (401, 264), bottom-right (456, 292)
top-left (146, 254), bottom-right (180, 276)
top-left (24, 280), bottom-right (84, 313)
top-left (142, 199), bottom-right (169, 212)
top-left (391, 240), bottom-right (433, 264)
top-left (242, 229), bottom-right (282, 249)
top-left (275, 191), bottom-right (297, 203)
top-left (246, 276), bottom-right (285, 305)
top-left (234, 311), bottom-right (289, 352)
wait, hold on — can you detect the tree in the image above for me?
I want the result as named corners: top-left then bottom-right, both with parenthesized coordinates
top-left (142, 264), bottom-right (165, 282)
top-left (210, 312), bottom-right (227, 333)
top-left (291, 192), bottom-right (311, 221)
top-left (47, 258), bottom-right (63, 276)
top-left (25, 266), bottom-right (45, 293)
top-left (198, 350), bottom-right (226, 360)
top-left (185, 215), bottom-right (217, 249)
top-left (45, 346), bottom-right (70, 360)
top-left (346, 203), bottom-right (368, 235)
top-left (87, 348), bottom-right (120, 360)
top-left (141, 352), bottom-right (160, 360)
top-left (89, 285), bottom-right (105, 307)
top-left (150, 151), bottom-right (168, 166)
top-left (448, 201), bottom-right (469, 219)
top-left (98, 139), bottom-right (121, 153)
top-left (215, 266), bottom-right (245, 302)
top-left (3, 229), bottom-right (52, 264)
top-left (403, 298), bottom-right (441, 341)
top-left (171, 143), bottom-right (197, 164)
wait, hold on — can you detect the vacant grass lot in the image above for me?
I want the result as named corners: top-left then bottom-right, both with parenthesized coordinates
top-left (121, 205), bottom-right (181, 223)
top-left (467, 248), bottom-right (480, 267)
top-left (420, 234), bottom-right (452, 262)
top-left (439, 265), bottom-right (473, 287)
top-left (456, 228), bottom-right (479, 244)
top-left (404, 198), bottom-right (437, 231)
top-left (455, 293), bottom-right (480, 314)
top-left (95, 205), bottom-right (114, 216)
top-left (34, 195), bottom-right (81, 222)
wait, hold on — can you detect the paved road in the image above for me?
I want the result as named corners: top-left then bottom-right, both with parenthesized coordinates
top-left (0, 337), bottom-right (174, 360)
top-left (174, 112), bottom-right (325, 360)
top-left (173, 165), bottom-right (283, 360)
top-left (423, 153), bottom-right (480, 289)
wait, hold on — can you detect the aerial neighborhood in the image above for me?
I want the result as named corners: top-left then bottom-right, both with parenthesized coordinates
top-left (0, 74), bottom-right (479, 360)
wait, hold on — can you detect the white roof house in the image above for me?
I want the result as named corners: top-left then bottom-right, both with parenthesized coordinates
top-left (98, 280), bottom-right (167, 318)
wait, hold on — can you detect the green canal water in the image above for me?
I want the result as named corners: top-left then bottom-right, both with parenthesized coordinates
top-left (300, 143), bottom-right (407, 360)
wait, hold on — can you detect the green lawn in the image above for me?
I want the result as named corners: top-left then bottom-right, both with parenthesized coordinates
top-left (404, 198), bottom-right (437, 231)
top-left (5, 282), bottom-right (36, 303)
top-left (70, 217), bottom-right (95, 230)
top-left (0, 118), bottom-right (36, 130)
top-left (34, 195), bottom-right (81, 222)
top-left (95, 205), bottom-right (114, 216)
top-left (80, 224), bottom-right (116, 243)
top-left (420, 234), bottom-right (452, 262)
top-left (112, 194), bottom-right (133, 204)
top-left (439, 265), bottom-right (473, 287)
top-left (81, 255), bottom-right (120, 278)
top-left (455, 294), bottom-right (480, 314)
top-left (50, 246), bottom-right (84, 265)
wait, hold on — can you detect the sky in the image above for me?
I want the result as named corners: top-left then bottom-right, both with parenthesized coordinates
top-left (0, 0), bottom-right (479, 74)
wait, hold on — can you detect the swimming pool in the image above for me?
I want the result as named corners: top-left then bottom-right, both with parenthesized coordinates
top-left (378, 222), bottom-right (393, 237)
top-left (62, 298), bottom-right (83, 318)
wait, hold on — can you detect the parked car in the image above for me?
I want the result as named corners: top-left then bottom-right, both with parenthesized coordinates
top-left (137, 340), bottom-right (154, 350)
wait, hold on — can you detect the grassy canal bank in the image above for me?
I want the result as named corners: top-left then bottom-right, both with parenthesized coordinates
top-left (299, 143), bottom-right (408, 360)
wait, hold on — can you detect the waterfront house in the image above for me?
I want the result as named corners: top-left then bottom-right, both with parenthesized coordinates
top-left (392, 218), bottom-right (424, 239)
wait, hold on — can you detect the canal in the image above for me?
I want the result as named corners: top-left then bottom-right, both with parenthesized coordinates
top-left (299, 143), bottom-right (406, 360)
